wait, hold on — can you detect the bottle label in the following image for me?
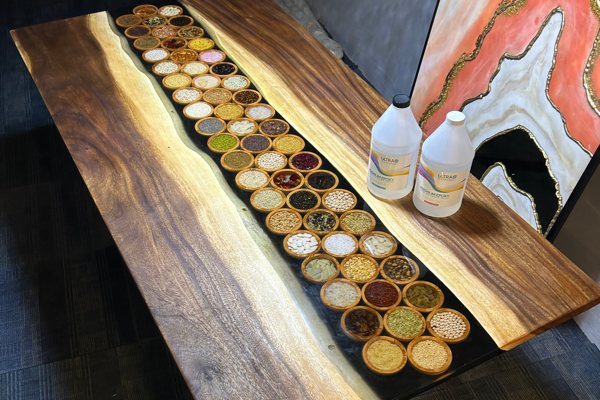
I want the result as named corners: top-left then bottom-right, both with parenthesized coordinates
top-left (415, 161), bottom-right (469, 207)
top-left (368, 150), bottom-right (412, 192)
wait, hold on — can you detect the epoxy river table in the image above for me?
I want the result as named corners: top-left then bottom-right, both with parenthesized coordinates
top-left (11, 0), bottom-right (600, 398)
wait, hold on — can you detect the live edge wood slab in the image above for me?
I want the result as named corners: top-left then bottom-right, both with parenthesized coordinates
top-left (10, 0), bottom-right (600, 398)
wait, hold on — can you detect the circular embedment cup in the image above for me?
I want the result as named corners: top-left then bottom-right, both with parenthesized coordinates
top-left (303, 209), bottom-right (339, 235)
top-left (265, 208), bottom-right (303, 235)
top-left (220, 150), bottom-right (254, 172)
top-left (288, 151), bottom-right (322, 172)
top-left (339, 210), bottom-right (376, 236)
top-left (361, 279), bottom-right (402, 312)
top-left (273, 135), bottom-right (305, 155)
top-left (362, 336), bottom-right (408, 375)
top-left (407, 336), bottom-right (453, 375)
top-left (195, 117), bottom-right (227, 136)
top-left (235, 168), bottom-right (270, 192)
top-left (283, 230), bottom-right (321, 258)
top-left (286, 188), bottom-right (321, 213)
top-left (402, 281), bottom-right (444, 313)
top-left (227, 118), bottom-right (259, 136)
top-left (383, 306), bottom-right (426, 342)
top-left (304, 170), bottom-right (339, 193)
top-left (358, 231), bottom-right (398, 259)
top-left (339, 253), bottom-right (379, 283)
top-left (426, 308), bottom-right (470, 344)
top-left (250, 187), bottom-right (286, 213)
top-left (259, 119), bottom-right (290, 136)
top-left (341, 306), bottom-right (384, 342)
top-left (320, 278), bottom-right (361, 311)
top-left (301, 253), bottom-right (340, 283)
top-left (270, 169), bottom-right (304, 192)
top-left (380, 255), bottom-right (420, 285)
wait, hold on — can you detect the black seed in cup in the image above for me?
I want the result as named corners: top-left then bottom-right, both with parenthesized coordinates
top-left (212, 63), bottom-right (236, 75)
top-left (169, 16), bottom-right (192, 26)
top-left (308, 172), bottom-right (336, 190)
top-left (261, 119), bottom-right (289, 135)
top-left (289, 190), bottom-right (318, 210)
top-left (234, 90), bottom-right (260, 105)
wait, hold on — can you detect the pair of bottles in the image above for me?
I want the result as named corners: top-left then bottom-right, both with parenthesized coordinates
top-left (367, 94), bottom-right (474, 217)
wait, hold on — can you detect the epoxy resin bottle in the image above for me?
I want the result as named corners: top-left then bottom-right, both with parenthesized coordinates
top-left (367, 94), bottom-right (422, 199)
top-left (413, 111), bottom-right (474, 217)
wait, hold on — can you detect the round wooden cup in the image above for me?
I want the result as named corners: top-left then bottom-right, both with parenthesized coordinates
top-left (151, 60), bottom-right (180, 76)
top-left (182, 101), bottom-right (213, 120)
top-left (249, 187), bottom-right (286, 212)
top-left (227, 118), bottom-right (259, 136)
top-left (151, 25), bottom-right (178, 39)
top-left (339, 210), bottom-right (376, 236)
top-left (259, 118), bottom-right (290, 136)
top-left (383, 306), bottom-right (426, 342)
top-left (288, 151), bottom-right (323, 172)
top-left (162, 72), bottom-right (192, 90)
top-left (265, 208), bottom-right (303, 235)
top-left (124, 25), bottom-right (151, 39)
top-left (170, 49), bottom-right (198, 63)
top-left (134, 36), bottom-right (162, 51)
top-left (339, 253), bottom-right (379, 283)
top-left (202, 88), bottom-right (233, 106)
top-left (232, 89), bottom-right (262, 106)
top-left (255, 151), bottom-right (288, 172)
top-left (158, 5), bottom-right (183, 17)
top-left (221, 75), bottom-right (251, 91)
top-left (133, 4), bottom-right (158, 16)
top-left (282, 230), bottom-right (321, 259)
top-left (407, 336), bottom-right (453, 375)
top-left (402, 281), bottom-right (444, 313)
top-left (303, 209), bottom-right (339, 235)
top-left (142, 48), bottom-right (169, 63)
top-left (192, 74), bottom-right (221, 90)
top-left (199, 49), bottom-right (227, 64)
top-left (304, 170), bottom-right (340, 193)
top-left (240, 134), bottom-right (272, 154)
top-left (245, 104), bottom-right (276, 121)
top-left (116, 14), bottom-right (142, 28)
top-left (181, 61), bottom-right (209, 76)
top-left (301, 253), bottom-right (340, 283)
top-left (320, 278), bottom-right (361, 311)
top-left (172, 87), bottom-right (202, 105)
top-left (272, 135), bottom-right (306, 155)
top-left (426, 308), bottom-right (470, 344)
top-left (380, 256), bottom-right (420, 286)
top-left (142, 15), bottom-right (167, 27)
top-left (214, 103), bottom-right (245, 120)
top-left (270, 169), bottom-right (305, 192)
top-left (210, 62), bottom-right (239, 77)
top-left (322, 189), bottom-right (358, 214)
top-left (195, 117), bottom-right (227, 136)
top-left (220, 150), bottom-right (255, 172)
top-left (187, 37), bottom-right (214, 52)
top-left (177, 26), bottom-right (204, 39)
top-left (358, 231), bottom-right (398, 259)
top-left (361, 279), bottom-right (402, 312)
top-left (207, 133), bottom-right (240, 154)
top-left (341, 306), bottom-right (384, 342)
top-left (322, 232), bottom-right (359, 259)
top-left (235, 168), bottom-right (270, 192)
top-left (160, 37), bottom-right (187, 51)
top-left (167, 15), bottom-right (194, 27)
top-left (362, 336), bottom-right (407, 375)
top-left (286, 188), bottom-right (321, 213)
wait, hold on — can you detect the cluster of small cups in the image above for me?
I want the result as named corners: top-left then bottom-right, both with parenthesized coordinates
top-left (116, 5), bottom-right (469, 377)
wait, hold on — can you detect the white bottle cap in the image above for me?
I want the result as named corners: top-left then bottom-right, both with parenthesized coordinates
top-left (446, 111), bottom-right (466, 125)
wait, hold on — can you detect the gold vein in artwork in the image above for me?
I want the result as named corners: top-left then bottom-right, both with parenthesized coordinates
top-left (583, 30), bottom-right (600, 117)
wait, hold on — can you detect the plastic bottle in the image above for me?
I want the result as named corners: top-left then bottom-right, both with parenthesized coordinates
top-left (367, 94), bottom-right (422, 199)
top-left (412, 111), bottom-right (475, 217)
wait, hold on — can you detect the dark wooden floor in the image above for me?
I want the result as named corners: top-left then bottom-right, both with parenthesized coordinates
top-left (1, 1), bottom-right (599, 399)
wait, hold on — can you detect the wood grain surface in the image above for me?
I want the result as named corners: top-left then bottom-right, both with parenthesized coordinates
top-left (11, 13), bottom-right (371, 400)
top-left (181, 0), bottom-right (600, 350)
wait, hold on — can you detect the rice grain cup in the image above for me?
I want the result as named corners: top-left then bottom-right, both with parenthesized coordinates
top-left (339, 253), bottom-right (378, 283)
top-left (209, 62), bottom-right (239, 77)
top-left (172, 87), bottom-right (203, 105)
top-left (255, 151), bottom-right (288, 172)
top-left (270, 169), bottom-right (304, 192)
top-left (235, 168), bottom-right (270, 192)
top-left (133, 4), bottom-right (158, 16)
top-left (192, 74), bottom-right (221, 90)
top-left (380, 256), bottom-right (420, 285)
top-left (272, 135), bottom-right (305, 155)
top-left (181, 61), bottom-right (209, 76)
top-left (182, 101), bottom-right (214, 120)
top-left (383, 306), bottom-right (426, 342)
top-left (303, 209), bottom-right (339, 235)
top-left (151, 60), bottom-right (180, 76)
top-left (221, 75), bottom-right (251, 91)
top-left (195, 117), bottom-right (227, 136)
top-left (142, 48), bottom-right (170, 63)
top-left (245, 104), bottom-right (275, 121)
top-left (304, 170), bottom-right (339, 193)
top-left (265, 208), bottom-right (303, 235)
top-left (162, 73), bottom-right (192, 90)
top-left (402, 281), bottom-right (444, 313)
top-left (320, 278), bottom-right (361, 311)
top-left (301, 253), bottom-right (340, 283)
top-left (341, 306), bottom-right (384, 342)
top-left (339, 210), bottom-right (377, 236)
top-left (116, 14), bottom-right (142, 28)
top-left (207, 133), bottom-right (240, 154)
top-left (283, 230), bottom-right (321, 259)
top-left (220, 150), bottom-right (255, 172)
top-left (406, 336), bottom-right (453, 375)
top-left (286, 188), bottom-right (321, 213)
top-left (158, 5), bottom-right (183, 17)
top-left (362, 336), bottom-right (407, 375)
top-left (124, 25), bottom-right (151, 38)
top-left (288, 151), bottom-right (322, 172)
top-left (322, 231), bottom-right (360, 259)
top-left (227, 118), bottom-right (259, 136)
top-left (259, 118), bottom-right (290, 136)
top-left (361, 279), bottom-right (402, 312)
top-left (134, 36), bottom-right (161, 51)
top-left (426, 308), bottom-right (470, 344)
top-left (358, 231), bottom-right (398, 259)
top-left (250, 187), bottom-right (286, 212)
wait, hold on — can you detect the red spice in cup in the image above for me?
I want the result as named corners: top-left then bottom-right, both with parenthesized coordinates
top-left (272, 170), bottom-right (303, 190)
top-left (365, 281), bottom-right (399, 308)
top-left (291, 152), bottom-right (320, 171)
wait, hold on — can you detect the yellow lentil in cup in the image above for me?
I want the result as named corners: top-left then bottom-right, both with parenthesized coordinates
top-left (188, 37), bottom-right (215, 51)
